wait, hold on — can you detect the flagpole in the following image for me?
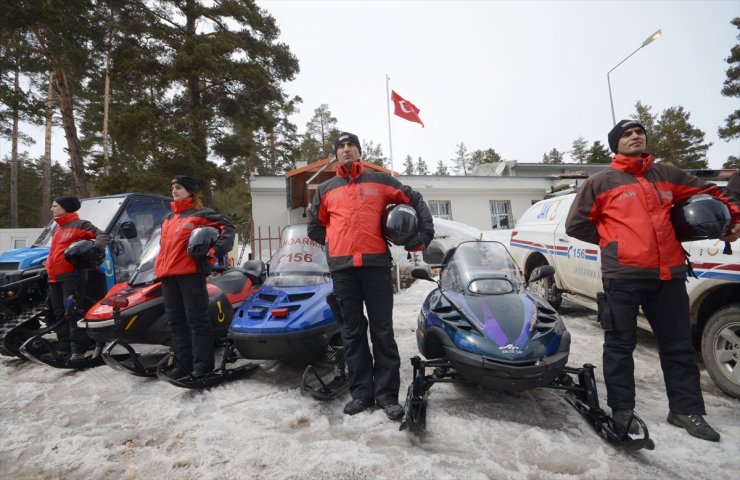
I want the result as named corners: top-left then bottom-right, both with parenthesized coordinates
top-left (385, 74), bottom-right (394, 172)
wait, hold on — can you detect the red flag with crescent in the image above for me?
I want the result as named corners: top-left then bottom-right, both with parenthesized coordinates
top-left (391, 90), bottom-right (424, 127)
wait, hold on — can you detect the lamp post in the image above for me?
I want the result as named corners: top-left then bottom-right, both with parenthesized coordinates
top-left (607, 29), bottom-right (662, 125)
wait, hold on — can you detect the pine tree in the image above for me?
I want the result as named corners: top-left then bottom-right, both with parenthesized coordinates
top-left (451, 142), bottom-right (470, 175)
top-left (362, 140), bottom-right (387, 168)
top-left (654, 106), bottom-right (711, 169)
top-left (570, 137), bottom-right (589, 164)
top-left (416, 156), bottom-right (429, 175)
top-left (632, 101), bottom-right (659, 153)
top-left (402, 154), bottom-right (415, 175)
top-left (586, 141), bottom-right (612, 164)
top-left (542, 148), bottom-right (564, 164)
top-left (434, 160), bottom-right (449, 175)
top-left (718, 17), bottom-right (740, 168)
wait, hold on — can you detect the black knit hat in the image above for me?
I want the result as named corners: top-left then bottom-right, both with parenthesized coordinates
top-left (334, 132), bottom-right (362, 157)
top-left (171, 175), bottom-right (197, 194)
top-left (54, 196), bottom-right (81, 213)
top-left (608, 120), bottom-right (647, 154)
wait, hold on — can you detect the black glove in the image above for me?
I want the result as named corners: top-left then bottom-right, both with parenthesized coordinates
top-left (405, 233), bottom-right (428, 252)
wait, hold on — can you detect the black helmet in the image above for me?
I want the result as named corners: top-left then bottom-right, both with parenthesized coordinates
top-left (188, 226), bottom-right (220, 259)
top-left (381, 204), bottom-right (419, 246)
top-left (670, 194), bottom-right (732, 242)
top-left (64, 240), bottom-right (104, 268)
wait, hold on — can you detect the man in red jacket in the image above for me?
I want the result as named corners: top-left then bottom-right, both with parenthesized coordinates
top-left (565, 120), bottom-right (739, 442)
top-left (308, 132), bottom-right (434, 420)
top-left (46, 196), bottom-right (108, 361)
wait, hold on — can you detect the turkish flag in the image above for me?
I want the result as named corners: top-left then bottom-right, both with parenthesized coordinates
top-left (391, 90), bottom-right (424, 127)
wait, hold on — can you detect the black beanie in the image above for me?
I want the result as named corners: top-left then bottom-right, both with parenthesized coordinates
top-left (171, 175), bottom-right (197, 194)
top-left (334, 132), bottom-right (362, 157)
top-left (608, 120), bottom-right (647, 154)
top-left (54, 196), bottom-right (81, 213)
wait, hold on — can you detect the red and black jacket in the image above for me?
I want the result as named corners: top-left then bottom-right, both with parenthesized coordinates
top-left (307, 161), bottom-right (434, 272)
top-left (565, 154), bottom-right (740, 280)
top-left (46, 213), bottom-right (108, 283)
top-left (154, 197), bottom-right (236, 278)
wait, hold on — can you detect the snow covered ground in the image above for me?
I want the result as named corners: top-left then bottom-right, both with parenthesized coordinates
top-left (1, 278), bottom-right (738, 480)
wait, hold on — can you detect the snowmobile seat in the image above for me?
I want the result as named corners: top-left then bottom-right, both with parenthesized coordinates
top-left (209, 270), bottom-right (252, 295)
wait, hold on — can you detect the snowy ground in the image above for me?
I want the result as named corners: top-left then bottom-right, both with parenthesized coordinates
top-left (0, 279), bottom-right (737, 480)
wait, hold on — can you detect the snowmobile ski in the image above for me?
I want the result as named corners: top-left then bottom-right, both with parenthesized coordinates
top-left (301, 364), bottom-right (349, 400)
top-left (101, 338), bottom-right (164, 377)
top-left (0, 304), bottom-right (49, 357)
top-left (155, 342), bottom-right (259, 389)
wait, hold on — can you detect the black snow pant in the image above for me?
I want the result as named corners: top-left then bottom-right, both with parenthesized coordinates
top-left (602, 278), bottom-right (705, 415)
top-left (161, 273), bottom-right (214, 374)
top-left (48, 275), bottom-right (91, 354)
top-left (331, 267), bottom-right (400, 407)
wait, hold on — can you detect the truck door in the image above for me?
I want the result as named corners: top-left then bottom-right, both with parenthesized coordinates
top-left (551, 197), bottom-right (602, 295)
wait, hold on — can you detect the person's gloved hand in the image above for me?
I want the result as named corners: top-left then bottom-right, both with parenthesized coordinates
top-left (404, 233), bottom-right (427, 252)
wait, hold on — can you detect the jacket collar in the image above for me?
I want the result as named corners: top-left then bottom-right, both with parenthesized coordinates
top-left (336, 161), bottom-right (365, 181)
top-left (611, 153), bottom-right (654, 175)
top-left (171, 196), bottom-right (193, 213)
top-left (54, 212), bottom-right (79, 227)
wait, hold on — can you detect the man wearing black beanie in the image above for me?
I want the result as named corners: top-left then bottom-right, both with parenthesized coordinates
top-left (565, 120), bottom-right (740, 443)
top-left (308, 131), bottom-right (434, 421)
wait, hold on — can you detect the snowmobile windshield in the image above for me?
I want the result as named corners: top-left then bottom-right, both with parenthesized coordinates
top-left (128, 228), bottom-right (161, 286)
top-left (439, 241), bottom-right (523, 295)
top-left (265, 224), bottom-right (330, 287)
top-left (33, 197), bottom-right (126, 247)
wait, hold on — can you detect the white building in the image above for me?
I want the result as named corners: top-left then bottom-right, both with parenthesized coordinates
top-left (248, 159), bottom-right (605, 259)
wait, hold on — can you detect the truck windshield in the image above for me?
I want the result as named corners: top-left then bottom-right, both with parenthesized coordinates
top-left (33, 197), bottom-right (127, 246)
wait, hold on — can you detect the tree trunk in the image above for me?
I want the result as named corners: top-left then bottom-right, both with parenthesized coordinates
top-left (10, 67), bottom-right (19, 228)
top-left (185, 3), bottom-right (212, 206)
top-left (40, 71), bottom-right (54, 226)
top-left (102, 36), bottom-right (111, 175)
top-left (52, 63), bottom-right (88, 198)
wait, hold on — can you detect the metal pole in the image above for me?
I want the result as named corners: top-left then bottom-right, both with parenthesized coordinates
top-left (385, 74), bottom-right (394, 171)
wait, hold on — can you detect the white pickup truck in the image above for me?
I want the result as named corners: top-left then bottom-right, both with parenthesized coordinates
top-left (509, 192), bottom-right (740, 399)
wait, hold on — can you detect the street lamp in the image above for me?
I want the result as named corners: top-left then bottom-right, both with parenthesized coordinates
top-left (607, 29), bottom-right (662, 125)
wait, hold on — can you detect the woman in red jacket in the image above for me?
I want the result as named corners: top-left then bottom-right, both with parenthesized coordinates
top-left (46, 196), bottom-right (108, 361)
top-left (154, 175), bottom-right (235, 379)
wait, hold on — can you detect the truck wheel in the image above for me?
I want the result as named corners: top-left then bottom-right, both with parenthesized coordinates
top-left (529, 264), bottom-right (562, 309)
top-left (701, 303), bottom-right (740, 399)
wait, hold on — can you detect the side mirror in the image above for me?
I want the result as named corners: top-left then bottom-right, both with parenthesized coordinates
top-left (528, 265), bottom-right (555, 284)
top-left (422, 239), bottom-right (445, 265)
top-left (411, 265), bottom-right (434, 282)
top-left (119, 221), bottom-right (138, 239)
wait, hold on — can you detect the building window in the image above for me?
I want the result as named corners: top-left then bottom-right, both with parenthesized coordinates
top-left (490, 200), bottom-right (513, 229)
top-left (428, 200), bottom-right (452, 220)
top-left (13, 239), bottom-right (27, 249)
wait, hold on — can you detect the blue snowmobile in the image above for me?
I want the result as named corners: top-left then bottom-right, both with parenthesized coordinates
top-left (402, 240), bottom-right (654, 451)
top-left (228, 224), bottom-right (348, 399)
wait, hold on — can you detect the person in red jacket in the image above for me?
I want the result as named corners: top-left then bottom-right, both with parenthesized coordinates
top-left (47, 196), bottom-right (108, 361)
top-left (308, 132), bottom-right (434, 420)
top-left (565, 120), bottom-right (740, 442)
top-left (154, 175), bottom-right (235, 379)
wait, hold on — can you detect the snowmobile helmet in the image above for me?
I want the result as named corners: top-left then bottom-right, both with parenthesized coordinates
top-left (187, 226), bottom-right (220, 259)
top-left (670, 194), bottom-right (732, 242)
top-left (381, 204), bottom-right (419, 246)
top-left (64, 240), bottom-right (104, 268)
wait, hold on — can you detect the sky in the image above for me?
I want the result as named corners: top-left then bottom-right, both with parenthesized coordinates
top-left (2, 1), bottom-right (738, 174)
top-left (256, 0), bottom-right (740, 171)
top-left (1, 220), bottom-right (739, 479)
